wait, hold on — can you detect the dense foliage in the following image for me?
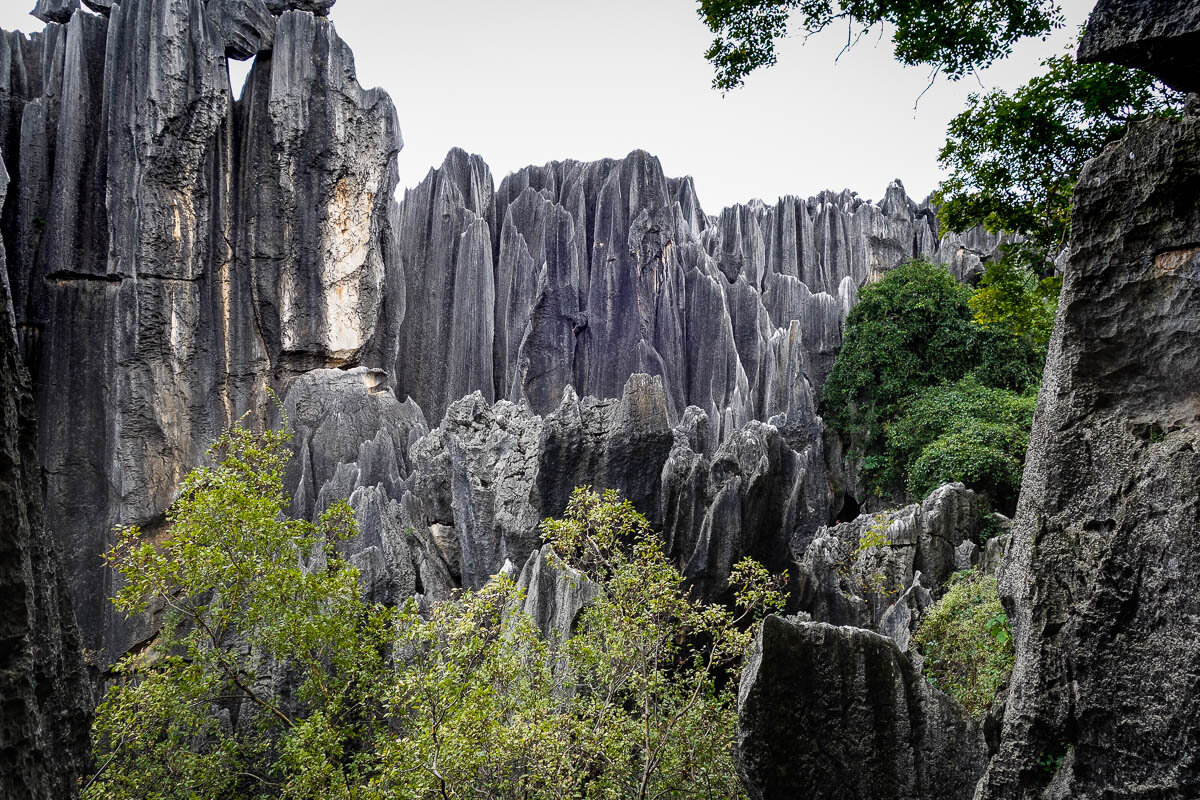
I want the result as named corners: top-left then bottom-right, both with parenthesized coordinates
top-left (697, 0), bottom-right (1063, 91)
top-left (936, 50), bottom-right (1183, 353)
top-left (886, 378), bottom-right (1037, 514)
top-left (820, 259), bottom-right (1042, 501)
top-left (87, 421), bottom-right (784, 800)
top-left (968, 259), bottom-right (1061, 349)
top-left (913, 571), bottom-right (1014, 717)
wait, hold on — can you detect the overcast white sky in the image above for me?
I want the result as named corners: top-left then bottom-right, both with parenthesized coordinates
top-left (1, 0), bottom-right (1093, 211)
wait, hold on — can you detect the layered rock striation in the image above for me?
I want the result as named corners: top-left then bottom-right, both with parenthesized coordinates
top-left (1, 0), bottom-right (999, 658)
top-left (1, 0), bottom-right (399, 657)
top-left (0, 155), bottom-right (91, 800)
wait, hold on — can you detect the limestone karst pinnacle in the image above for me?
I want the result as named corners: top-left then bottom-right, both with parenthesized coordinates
top-left (0, 0), bottom-right (1003, 660)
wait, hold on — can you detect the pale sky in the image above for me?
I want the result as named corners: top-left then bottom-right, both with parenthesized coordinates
top-left (1, 0), bottom-right (1094, 212)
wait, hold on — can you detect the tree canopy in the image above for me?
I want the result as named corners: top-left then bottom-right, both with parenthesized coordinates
top-left (936, 50), bottom-right (1185, 262)
top-left (820, 259), bottom-right (1042, 506)
top-left (698, 0), bottom-right (1064, 91)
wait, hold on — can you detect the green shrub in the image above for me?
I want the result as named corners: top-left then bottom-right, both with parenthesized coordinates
top-left (884, 377), bottom-right (1036, 513)
top-left (821, 258), bottom-right (1043, 502)
top-left (913, 571), bottom-right (1014, 717)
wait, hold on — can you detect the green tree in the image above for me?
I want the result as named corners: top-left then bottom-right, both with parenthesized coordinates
top-left (968, 260), bottom-right (1061, 349)
top-left (935, 50), bottom-right (1183, 350)
top-left (913, 571), bottom-right (1014, 717)
top-left (87, 422), bottom-right (784, 800)
top-left (88, 420), bottom-right (396, 800)
top-left (543, 489), bottom-right (786, 800)
top-left (936, 51), bottom-right (1185, 262)
top-left (697, 0), bottom-right (1064, 91)
top-left (820, 259), bottom-right (1041, 496)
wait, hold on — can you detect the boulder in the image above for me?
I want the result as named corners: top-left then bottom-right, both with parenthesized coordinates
top-left (737, 617), bottom-right (986, 800)
top-left (31, 0), bottom-right (78, 24)
top-left (212, 0), bottom-right (275, 59)
top-left (1079, 0), bottom-right (1200, 93)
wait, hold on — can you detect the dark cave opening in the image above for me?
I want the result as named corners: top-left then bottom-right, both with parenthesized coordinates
top-left (834, 495), bottom-right (861, 525)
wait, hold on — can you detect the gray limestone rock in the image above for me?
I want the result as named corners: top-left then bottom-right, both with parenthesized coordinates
top-left (0, 158), bottom-right (90, 800)
top-left (980, 531), bottom-right (1009, 579)
top-left (279, 367), bottom-right (428, 604)
top-left (0, 1), bottom-right (399, 657)
top-left (975, 112), bottom-right (1200, 800)
top-left (31, 0), bottom-right (79, 24)
top-left (737, 617), bottom-right (986, 800)
top-left (237, 9), bottom-right (401, 371)
top-left (979, 6), bottom-right (1200, 783)
top-left (265, 0), bottom-right (335, 15)
top-left (878, 571), bottom-right (934, 653)
top-left (794, 483), bottom-right (985, 633)
top-left (955, 539), bottom-right (980, 571)
top-left (1079, 0), bottom-right (1200, 93)
top-left (515, 544), bottom-right (598, 648)
top-left (213, 0), bottom-right (275, 60)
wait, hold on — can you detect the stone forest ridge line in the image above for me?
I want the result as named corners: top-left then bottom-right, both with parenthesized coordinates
top-left (0, 0), bottom-right (1004, 661)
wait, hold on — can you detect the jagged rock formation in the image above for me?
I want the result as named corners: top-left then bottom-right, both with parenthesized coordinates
top-left (793, 483), bottom-right (986, 647)
top-left (0, 159), bottom-right (90, 800)
top-left (390, 151), bottom-right (996, 435)
top-left (0, 0), bottom-right (998, 659)
top-left (288, 371), bottom-right (827, 610)
top-left (0, 0), bottom-right (399, 658)
top-left (976, 4), bottom-right (1200, 797)
top-left (1079, 0), bottom-right (1200, 94)
top-left (515, 544), bottom-right (598, 648)
top-left (737, 617), bottom-right (986, 800)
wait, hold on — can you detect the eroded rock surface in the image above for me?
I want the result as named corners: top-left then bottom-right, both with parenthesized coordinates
top-left (0, 158), bottom-right (90, 800)
top-left (977, 6), bottom-right (1200, 795)
top-left (282, 372), bottom-right (829, 610)
top-left (0, 2), bottom-right (399, 657)
top-left (737, 617), bottom-right (986, 800)
top-left (1079, 0), bottom-right (1200, 93)
top-left (794, 483), bottom-right (986, 645)
top-left (977, 117), bottom-right (1200, 800)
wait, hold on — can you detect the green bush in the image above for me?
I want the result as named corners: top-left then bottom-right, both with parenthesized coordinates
top-left (913, 571), bottom-right (1014, 717)
top-left (884, 377), bottom-right (1036, 514)
top-left (969, 255), bottom-right (1062, 349)
top-left (821, 258), bottom-right (1043, 502)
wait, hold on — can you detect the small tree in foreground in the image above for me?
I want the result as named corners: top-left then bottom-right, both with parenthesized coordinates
top-left (87, 421), bottom-right (784, 800)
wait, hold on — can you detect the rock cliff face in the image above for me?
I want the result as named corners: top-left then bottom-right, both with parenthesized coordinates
top-left (0, 0), bottom-right (998, 660)
top-left (1, 0), bottom-right (400, 657)
top-left (976, 6), bottom-right (1200, 795)
top-left (0, 157), bottom-right (91, 800)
